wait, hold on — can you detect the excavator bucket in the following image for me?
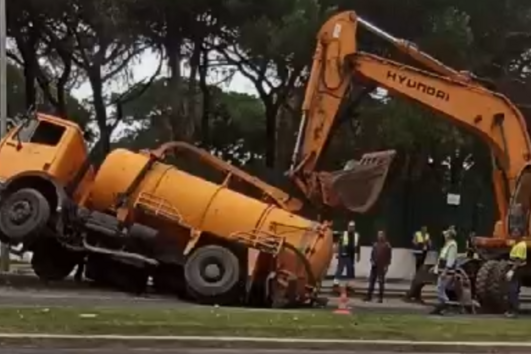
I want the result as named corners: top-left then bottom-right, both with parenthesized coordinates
top-left (319, 150), bottom-right (396, 213)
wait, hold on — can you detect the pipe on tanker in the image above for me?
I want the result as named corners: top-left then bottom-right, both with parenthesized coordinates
top-left (82, 240), bottom-right (158, 265)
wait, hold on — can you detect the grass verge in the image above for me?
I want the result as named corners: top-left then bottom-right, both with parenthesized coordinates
top-left (0, 306), bottom-right (529, 341)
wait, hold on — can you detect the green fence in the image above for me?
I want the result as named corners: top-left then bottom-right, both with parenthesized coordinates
top-left (333, 170), bottom-right (497, 250)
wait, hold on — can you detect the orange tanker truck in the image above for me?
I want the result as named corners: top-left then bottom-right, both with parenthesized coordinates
top-left (0, 113), bottom-right (333, 307)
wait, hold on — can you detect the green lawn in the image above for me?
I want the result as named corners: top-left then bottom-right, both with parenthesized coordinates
top-left (0, 306), bottom-right (529, 341)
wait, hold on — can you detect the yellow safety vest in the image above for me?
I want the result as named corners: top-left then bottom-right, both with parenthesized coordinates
top-left (415, 231), bottom-right (430, 244)
top-left (342, 231), bottom-right (359, 246)
top-left (510, 240), bottom-right (527, 261)
top-left (439, 239), bottom-right (457, 261)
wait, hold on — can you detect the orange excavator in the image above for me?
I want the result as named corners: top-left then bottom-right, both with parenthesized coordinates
top-left (296, 10), bottom-right (531, 312)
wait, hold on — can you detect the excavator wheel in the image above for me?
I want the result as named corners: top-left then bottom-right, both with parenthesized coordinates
top-left (455, 258), bottom-right (481, 298)
top-left (184, 244), bottom-right (242, 305)
top-left (475, 260), bottom-right (509, 313)
top-left (487, 260), bottom-right (511, 313)
top-left (475, 260), bottom-right (498, 310)
top-left (31, 238), bottom-right (79, 282)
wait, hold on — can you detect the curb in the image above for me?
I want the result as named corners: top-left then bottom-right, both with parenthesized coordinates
top-left (0, 334), bottom-right (529, 352)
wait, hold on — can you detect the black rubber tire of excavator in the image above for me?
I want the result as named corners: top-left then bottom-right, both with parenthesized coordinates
top-left (488, 260), bottom-right (511, 313)
top-left (475, 259), bottom-right (499, 310)
top-left (475, 259), bottom-right (511, 314)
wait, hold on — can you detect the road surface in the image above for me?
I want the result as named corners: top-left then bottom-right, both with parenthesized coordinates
top-left (0, 271), bottom-right (530, 314)
top-left (0, 286), bottom-right (429, 313)
top-left (0, 348), bottom-right (488, 353)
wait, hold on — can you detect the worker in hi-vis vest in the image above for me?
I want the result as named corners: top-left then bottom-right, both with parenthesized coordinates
top-left (333, 220), bottom-right (361, 289)
top-left (430, 227), bottom-right (458, 315)
top-left (412, 226), bottom-right (431, 272)
top-left (505, 229), bottom-right (527, 318)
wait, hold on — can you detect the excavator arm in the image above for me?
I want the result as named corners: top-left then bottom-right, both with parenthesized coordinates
top-left (288, 12), bottom-right (397, 214)
top-left (291, 10), bottom-right (531, 234)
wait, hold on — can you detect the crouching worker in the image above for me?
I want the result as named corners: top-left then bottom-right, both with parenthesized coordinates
top-left (505, 231), bottom-right (527, 318)
top-left (430, 228), bottom-right (458, 315)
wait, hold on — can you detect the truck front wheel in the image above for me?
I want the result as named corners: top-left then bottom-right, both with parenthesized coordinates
top-left (0, 188), bottom-right (50, 244)
top-left (185, 244), bottom-right (241, 304)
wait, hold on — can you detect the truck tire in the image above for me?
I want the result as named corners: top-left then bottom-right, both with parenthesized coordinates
top-left (184, 245), bottom-right (241, 302)
top-left (31, 239), bottom-right (78, 281)
top-left (0, 188), bottom-right (50, 243)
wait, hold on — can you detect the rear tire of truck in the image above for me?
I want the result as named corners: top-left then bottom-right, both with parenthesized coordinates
top-left (0, 188), bottom-right (50, 244)
top-left (184, 244), bottom-right (241, 304)
top-left (31, 239), bottom-right (79, 282)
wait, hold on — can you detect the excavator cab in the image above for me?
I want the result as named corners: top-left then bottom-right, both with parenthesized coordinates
top-left (318, 150), bottom-right (396, 213)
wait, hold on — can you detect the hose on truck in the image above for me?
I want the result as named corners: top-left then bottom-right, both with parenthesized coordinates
top-left (264, 242), bottom-right (320, 306)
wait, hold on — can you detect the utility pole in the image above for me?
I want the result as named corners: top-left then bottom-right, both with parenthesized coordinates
top-left (0, 0), bottom-right (10, 272)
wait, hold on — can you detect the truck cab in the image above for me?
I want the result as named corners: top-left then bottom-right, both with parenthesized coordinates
top-left (0, 113), bottom-right (94, 201)
top-left (0, 113), bottom-right (96, 247)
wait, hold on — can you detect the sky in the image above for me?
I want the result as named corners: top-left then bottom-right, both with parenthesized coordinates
top-left (71, 50), bottom-right (258, 101)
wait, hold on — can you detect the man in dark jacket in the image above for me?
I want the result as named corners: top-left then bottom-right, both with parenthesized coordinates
top-left (364, 230), bottom-right (392, 303)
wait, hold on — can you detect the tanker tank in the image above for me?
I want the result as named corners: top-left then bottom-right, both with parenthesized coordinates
top-left (87, 148), bottom-right (334, 306)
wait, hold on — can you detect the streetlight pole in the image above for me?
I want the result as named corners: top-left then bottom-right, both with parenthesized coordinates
top-left (0, 0), bottom-right (9, 272)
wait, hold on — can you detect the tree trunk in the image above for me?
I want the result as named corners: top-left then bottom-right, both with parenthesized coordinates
top-left (165, 20), bottom-right (185, 142)
top-left (88, 68), bottom-right (110, 161)
top-left (264, 102), bottom-right (277, 168)
top-left (187, 41), bottom-right (201, 141)
top-left (198, 49), bottom-right (210, 146)
top-left (22, 60), bottom-right (36, 110)
top-left (15, 36), bottom-right (37, 110)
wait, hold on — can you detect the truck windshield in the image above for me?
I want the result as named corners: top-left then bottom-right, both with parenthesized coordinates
top-left (17, 120), bottom-right (66, 146)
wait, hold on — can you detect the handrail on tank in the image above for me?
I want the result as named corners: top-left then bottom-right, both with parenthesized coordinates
top-left (229, 229), bottom-right (285, 255)
top-left (149, 142), bottom-right (303, 212)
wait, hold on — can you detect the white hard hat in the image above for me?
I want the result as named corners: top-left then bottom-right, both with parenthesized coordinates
top-left (348, 221), bottom-right (355, 227)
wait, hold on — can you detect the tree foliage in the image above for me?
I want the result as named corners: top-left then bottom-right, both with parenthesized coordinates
top-left (7, 0), bottom-right (531, 240)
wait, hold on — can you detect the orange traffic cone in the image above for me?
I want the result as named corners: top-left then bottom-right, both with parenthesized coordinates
top-left (333, 284), bottom-right (351, 315)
